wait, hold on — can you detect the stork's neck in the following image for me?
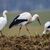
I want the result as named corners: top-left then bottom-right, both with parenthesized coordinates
top-left (3, 12), bottom-right (7, 19)
top-left (31, 16), bottom-right (36, 22)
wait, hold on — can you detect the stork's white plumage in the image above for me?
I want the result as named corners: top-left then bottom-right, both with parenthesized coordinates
top-left (43, 21), bottom-right (50, 34)
top-left (0, 10), bottom-right (8, 36)
top-left (9, 12), bottom-right (41, 35)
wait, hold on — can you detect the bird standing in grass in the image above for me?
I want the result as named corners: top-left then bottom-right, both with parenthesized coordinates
top-left (0, 10), bottom-right (8, 36)
top-left (9, 12), bottom-right (41, 36)
top-left (43, 21), bottom-right (50, 34)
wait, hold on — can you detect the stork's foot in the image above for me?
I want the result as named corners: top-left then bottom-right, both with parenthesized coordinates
top-left (1, 34), bottom-right (5, 37)
top-left (0, 31), bottom-right (5, 37)
top-left (0, 34), bottom-right (5, 37)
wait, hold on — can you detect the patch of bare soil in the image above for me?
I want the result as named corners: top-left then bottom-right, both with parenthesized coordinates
top-left (0, 34), bottom-right (50, 50)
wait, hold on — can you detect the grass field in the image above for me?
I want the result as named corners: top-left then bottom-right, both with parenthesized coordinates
top-left (0, 11), bottom-right (50, 37)
top-left (0, 11), bottom-right (50, 50)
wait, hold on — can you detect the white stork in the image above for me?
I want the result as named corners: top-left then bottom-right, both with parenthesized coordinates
top-left (9, 12), bottom-right (41, 35)
top-left (0, 10), bottom-right (8, 36)
top-left (43, 21), bottom-right (50, 34)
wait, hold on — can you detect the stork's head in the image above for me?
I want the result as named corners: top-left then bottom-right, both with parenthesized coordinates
top-left (32, 14), bottom-right (41, 25)
top-left (3, 10), bottom-right (8, 14)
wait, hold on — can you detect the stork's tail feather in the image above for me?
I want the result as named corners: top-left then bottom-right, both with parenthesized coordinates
top-left (9, 21), bottom-right (14, 28)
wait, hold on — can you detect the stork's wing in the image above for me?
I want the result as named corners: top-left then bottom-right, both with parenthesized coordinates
top-left (47, 25), bottom-right (50, 28)
top-left (14, 15), bottom-right (20, 21)
top-left (9, 19), bottom-right (28, 28)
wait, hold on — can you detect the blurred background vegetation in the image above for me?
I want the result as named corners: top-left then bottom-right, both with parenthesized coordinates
top-left (0, 0), bottom-right (50, 36)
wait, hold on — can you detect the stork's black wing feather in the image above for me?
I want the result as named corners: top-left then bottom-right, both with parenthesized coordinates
top-left (14, 15), bottom-right (20, 20)
top-left (47, 25), bottom-right (50, 28)
top-left (9, 19), bottom-right (28, 28)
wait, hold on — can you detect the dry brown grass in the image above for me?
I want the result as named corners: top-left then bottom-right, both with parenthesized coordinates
top-left (0, 33), bottom-right (50, 50)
